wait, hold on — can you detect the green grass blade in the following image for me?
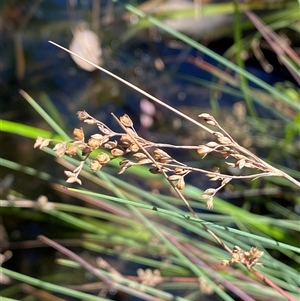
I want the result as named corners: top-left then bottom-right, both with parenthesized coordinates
top-left (0, 268), bottom-right (107, 301)
top-left (19, 90), bottom-right (70, 140)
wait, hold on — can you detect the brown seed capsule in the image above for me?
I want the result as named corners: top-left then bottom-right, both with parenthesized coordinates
top-left (96, 153), bottom-right (110, 164)
top-left (197, 145), bottom-right (211, 158)
top-left (129, 143), bottom-right (139, 152)
top-left (206, 142), bottom-right (219, 148)
top-left (120, 114), bottom-right (133, 127)
top-left (104, 141), bottom-right (118, 149)
top-left (203, 188), bottom-right (216, 195)
top-left (168, 174), bottom-right (182, 181)
top-left (198, 113), bottom-right (217, 126)
top-left (53, 142), bottom-right (67, 157)
top-left (176, 177), bottom-right (185, 190)
top-left (65, 144), bottom-right (77, 156)
top-left (206, 197), bottom-right (214, 210)
top-left (153, 149), bottom-right (170, 160)
top-left (73, 128), bottom-right (84, 141)
top-left (77, 111), bottom-right (89, 120)
top-left (91, 134), bottom-right (104, 140)
top-left (34, 137), bottom-right (51, 149)
top-left (133, 153), bottom-right (148, 161)
top-left (217, 136), bottom-right (231, 145)
top-left (111, 148), bottom-right (125, 157)
top-left (174, 167), bottom-right (185, 175)
top-left (90, 160), bottom-right (102, 171)
top-left (120, 134), bottom-right (133, 145)
top-left (88, 138), bottom-right (101, 150)
top-left (149, 166), bottom-right (161, 174)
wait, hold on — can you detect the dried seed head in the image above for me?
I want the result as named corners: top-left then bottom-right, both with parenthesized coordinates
top-left (120, 134), bottom-right (133, 145)
top-left (176, 177), bottom-right (185, 190)
top-left (104, 141), bottom-right (118, 149)
top-left (203, 188), bottom-right (216, 195)
top-left (73, 128), bottom-right (84, 141)
top-left (88, 138), bottom-right (101, 150)
top-left (90, 159), bottom-right (102, 172)
top-left (91, 134), bottom-right (104, 140)
top-left (82, 147), bottom-right (92, 156)
top-left (53, 142), bottom-right (67, 157)
top-left (64, 171), bottom-right (82, 185)
top-left (111, 148), bottom-right (125, 157)
top-left (117, 159), bottom-right (132, 174)
top-left (237, 159), bottom-right (246, 169)
top-left (138, 158), bottom-right (153, 165)
top-left (84, 119), bottom-right (97, 125)
top-left (65, 144), bottom-right (77, 156)
top-left (206, 197), bottom-right (214, 210)
top-left (153, 149), bottom-right (172, 163)
top-left (129, 143), bottom-right (139, 152)
top-left (247, 247), bottom-right (264, 260)
top-left (197, 145), bottom-right (212, 158)
top-left (133, 153), bottom-right (148, 161)
top-left (96, 153), bottom-right (110, 164)
top-left (174, 167), bottom-right (186, 175)
top-left (206, 142), bottom-right (219, 148)
top-left (120, 114), bottom-right (133, 127)
top-left (77, 110), bottom-right (89, 120)
top-left (168, 174), bottom-right (182, 181)
top-left (217, 136), bottom-right (231, 145)
top-left (198, 113), bottom-right (217, 126)
top-left (221, 178), bottom-right (231, 185)
top-left (223, 245), bottom-right (264, 268)
top-left (149, 166), bottom-right (161, 174)
top-left (213, 131), bottom-right (224, 138)
top-left (34, 137), bottom-right (51, 149)
top-left (221, 260), bottom-right (229, 266)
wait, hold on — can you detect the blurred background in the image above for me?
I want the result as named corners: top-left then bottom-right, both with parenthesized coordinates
top-left (0, 0), bottom-right (299, 300)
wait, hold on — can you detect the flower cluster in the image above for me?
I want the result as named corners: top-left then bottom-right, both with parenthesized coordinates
top-left (221, 245), bottom-right (264, 269)
top-left (34, 110), bottom-right (283, 210)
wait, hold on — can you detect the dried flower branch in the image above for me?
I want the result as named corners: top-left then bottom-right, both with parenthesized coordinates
top-left (35, 109), bottom-right (299, 210)
top-left (221, 246), bottom-right (264, 269)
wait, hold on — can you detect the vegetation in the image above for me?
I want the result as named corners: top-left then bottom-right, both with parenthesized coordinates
top-left (1, 1), bottom-right (299, 300)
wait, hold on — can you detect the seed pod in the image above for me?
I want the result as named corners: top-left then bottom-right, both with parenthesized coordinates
top-left (120, 114), bottom-right (133, 127)
top-left (174, 167), bottom-right (185, 175)
top-left (168, 174), bottom-right (182, 181)
top-left (176, 177), bottom-right (185, 190)
top-left (133, 153), bottom-right (148, 161)
top-left (90, 160), bottom-right (102, 171)
top-left (129, 143), bottom-right (139, 152)
top-left (53, 142), bottom-right (67, 157)
top-left (198, 113), bottom-right (217, 126)
top-left (77, 111), bottom-right (89, 120)
top-left (206, 197), bottom-right (214, 210)
top-left (217, 136), bottom-right (231, 145)
top-left (203, 188), bottom-right (216, 195)
top-left (88, 138), bottom-right (101, 150)
top-left (96, 153), bottom-right (110, 164)
top-left (149, 167), bottom-right (161, 174)
top-left (153, 149), bottom-right (171, 160)
top-left (104, 141), bottom-right (118, 149)
top-left (111, 148), bottom-right (125, 157)
top-left (197, 145), bottom-right (211, 158)
top-left (206, 141), bottom-right (219, 148)
top-left (65, 144), bottom-right (77, 156)
top-left (73, 128), bottom-right (84, 141)
top-left (91, 134), bottom-right (104, 140)
top-left (120, 134), bottom-right (133, 145)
